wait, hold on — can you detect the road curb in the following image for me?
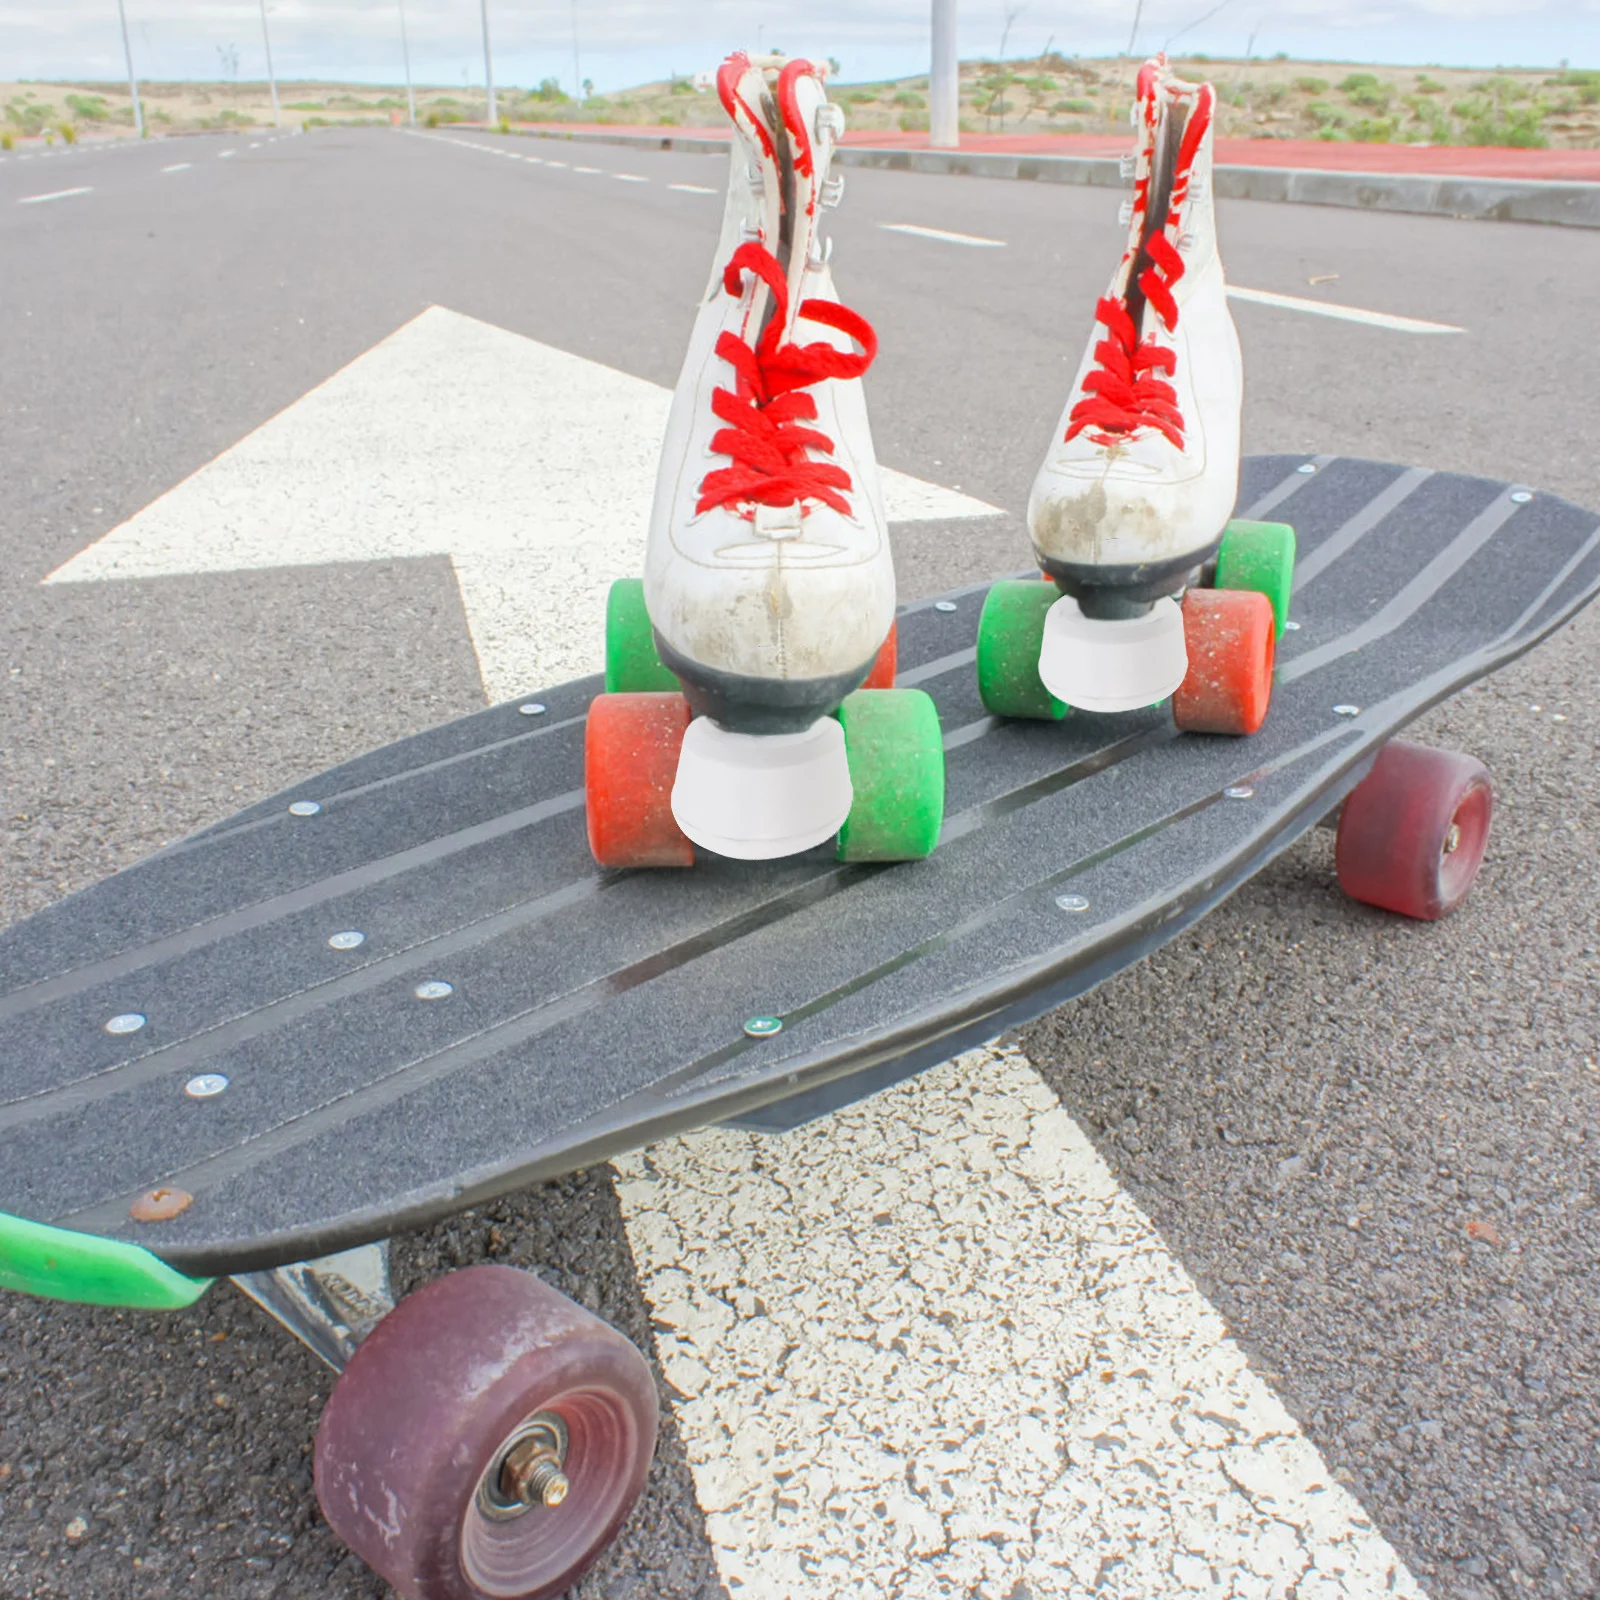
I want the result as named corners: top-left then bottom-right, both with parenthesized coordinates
top-left (507, 127), bottom-right (1600, 229)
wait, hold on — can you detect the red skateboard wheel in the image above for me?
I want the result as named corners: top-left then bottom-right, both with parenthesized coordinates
top-left (1172, 588), bottom-right (1276, 736)
top-left (584, 693), bottom-right (694, 868)
top-left (1336, 739), bottom-right (1493, 920)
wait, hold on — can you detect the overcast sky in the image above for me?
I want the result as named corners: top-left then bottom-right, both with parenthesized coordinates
top-left (3, 1), bottom-right (1594, 93)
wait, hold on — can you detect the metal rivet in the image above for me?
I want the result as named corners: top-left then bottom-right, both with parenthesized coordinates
top-left (1297, 463), bottom-right (1317, 474)
top-left (328, 930), bottom-right (365, 950)
top-left (744, 1015), bottom-right (783, 1038)
top-left (1055, 893), bottom-right (1089, 912)
top-left (1225, 784), bottom-right (1255, 799)
top-left (185, 1073), bottom-right (229, 1098)
top-left (1333, 704), bottom-right (1361, 717)
top-left (1283, 620), bottom-right (1301, 632)
top-left (1509, 490), bottom-right (1532, 504)
top-left (518, 702), bottom-right (547, 716)
top-left (933, 600), bottom-right (958, 613)
top-left (288, 800), bottom-right (321, 817)
top-left (105, 1012), bottom-right (146, 1035)
top-left (415, 980), bottom-right (454, 1000)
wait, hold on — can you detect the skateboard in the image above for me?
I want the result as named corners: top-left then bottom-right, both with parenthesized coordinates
top-left (2, 453), bottom-right (1597, 1600)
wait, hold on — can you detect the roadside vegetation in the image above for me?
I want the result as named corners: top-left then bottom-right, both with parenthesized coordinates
top-left (3, 59), bottom-right (1597, 149)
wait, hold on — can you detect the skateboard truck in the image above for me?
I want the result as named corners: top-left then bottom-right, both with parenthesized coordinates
top-left (231, 1242), bottom-right (394, 1372)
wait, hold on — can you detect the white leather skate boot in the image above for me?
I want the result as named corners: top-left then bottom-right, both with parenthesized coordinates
top-left (643, 52), bottom-right (895, 858)
top-left (1028, 58), bottom-right (1242, 713)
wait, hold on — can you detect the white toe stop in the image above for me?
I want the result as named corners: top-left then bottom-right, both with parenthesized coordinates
top-left (671, 715), bottom-right (853, 860)
top-left (1037, 593), bottom-right (1189, 713)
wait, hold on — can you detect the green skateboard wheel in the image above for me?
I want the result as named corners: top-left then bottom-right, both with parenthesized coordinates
top-left (1214, 520), bottom-right (1296, 639)
top-left (836, 689), bottom-right (945, 862)
top-left (604, 578), bottom-right (680, 694)
top-left (975, 580), bottom-right (1069, 721)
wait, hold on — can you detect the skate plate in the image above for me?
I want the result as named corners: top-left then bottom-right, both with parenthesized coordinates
top-left (2, 455), bottom-right (1598, 1282)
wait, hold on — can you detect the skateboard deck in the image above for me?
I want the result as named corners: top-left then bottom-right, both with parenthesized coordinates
top-left (3, 454), bottom-right (1597, 1282)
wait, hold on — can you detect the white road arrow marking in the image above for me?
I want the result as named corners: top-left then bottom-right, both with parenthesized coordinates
top-left (617, 1046), bottom-right (1428, 1598)
top-left (46, 306), bottom-right (1003, 705)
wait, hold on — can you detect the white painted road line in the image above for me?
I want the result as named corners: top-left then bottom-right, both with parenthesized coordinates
top-left (1227, 285), bottom-right (1465, 334)
top-left (17, 186), bottom-right (92, 205)
top-left (670, 183), bottom-right (718, 195)
top-left (545, 159), bottom-right (568, 167)
top-left (161, 163), bottom-right (191, 174)
top-left (616, 1045), bottom-right (1427, 1600)
top-left (881, 222), bottom-right (1007, 247)
top-left (218, 149), bottom-right (236, 159)
top-left (45, 305), bottom-right (1001, 703)
top-left (574, 165), bottom-right (603, 174)
top-left (614, 172), bottom-right (648, 183)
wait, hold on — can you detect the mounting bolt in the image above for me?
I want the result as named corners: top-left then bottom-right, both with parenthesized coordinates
top-left (185, 1074), bottom-right (229, 1098)
top-left (328, 931), bottom-right (365, 950)
top-left (1224, 784), bottom-right (1255, 800)
top-left (1297, 463), bottom-right (1317, 474)
top-left (518, 703), bottom-right (547, 717)
top-left (1333, 704), bottom-right (1361, 718)
top-left (106, 1013), bottom-right (146, 1035)
top-left (288, 800), bottom-right (322, 817)
top-left (934, 600), bottom-right (958, 613)
top-left (1055, 893), bottom-right (1089, 912)
top-left (744, 1016), bottom-right (783, 1038)
top-left (414, 980), bottom-right (454, 1000)
top-left (1509, 491), bottom-right (1532, 504)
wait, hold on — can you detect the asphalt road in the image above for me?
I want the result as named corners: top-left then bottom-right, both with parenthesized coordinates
top-left (1, 126), bottom-right (1597, 1600)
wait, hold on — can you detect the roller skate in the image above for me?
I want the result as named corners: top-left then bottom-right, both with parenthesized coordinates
top-left (977, 57), bottom-right (1295, 736)
top-left (585, 52), bottom-right (944, 867)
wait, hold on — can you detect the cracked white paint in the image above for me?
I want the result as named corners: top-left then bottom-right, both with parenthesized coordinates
top-left (615, 1046), bottom-right (1426, 1600)
top-left (44, 306), bottom-right (1001, 705)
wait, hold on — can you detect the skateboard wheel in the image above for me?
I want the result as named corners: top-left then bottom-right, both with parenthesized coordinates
top-left (315, 1264), bottom-right (658, 1600)
top-left (836, 688), bottom-right (945, 861)
top-left (1214, 519), bottom-right (1297, 639)
top-left (1172, 588), bottom-right (1275, 736)
top-left (585, 693), bottom-right (694, 868)
top-left (975, 580), bottom-right (1069, 721)
top-left (1336, 740), bottom-right (1492, 920)
top-left (604, 579), bottom-right (679, 694)
top-left (860, 621), bottom-right (898, 690)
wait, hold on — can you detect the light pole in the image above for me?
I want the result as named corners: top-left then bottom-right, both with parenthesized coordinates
top-left (116, 0), bottom-right (144, 137)
top-left (570, 0), bottom-right (582, 104)
top-left (398, 0), bottom-right (416, 124)
top-left (480, 0), bottom-right (497, 125)
top-left (930, 0), bottom-right (958, 149)
top-left (258, 0), bottom-right (280, 126)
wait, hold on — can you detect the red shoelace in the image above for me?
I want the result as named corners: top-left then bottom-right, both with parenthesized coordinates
top-left (697, 240), bottom-right (877, 516)
top-left (1066, 79), bottom-right (1213, 451)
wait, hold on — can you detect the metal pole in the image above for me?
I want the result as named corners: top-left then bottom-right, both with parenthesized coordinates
top-left (1125, 0), bottom-right (1146, 58)
top-left (930, 0), bottom-right (958, 149)
top-left (116, 0), bottom-right (144, 138)
top-left (479, 0), bottom-right (497, 125)
top-left (258, 0), bottom-right (280, 126)
top-left (570, 0), bottom-right (582, 103)
top-left (398, 0), bottom-right (416, 124)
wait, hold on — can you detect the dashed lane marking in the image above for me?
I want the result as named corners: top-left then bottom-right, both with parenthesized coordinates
top-left (218, 149), bottom-right (236, 159)
top-left (616, 1045), bottom-right (1427, 1599)
top-left (573, 165), bottom-right (602, 174)
top-left (17, 186), bottom-right (92, 205)
top-left (613, 172), bottom-right (648, 183)
top-left (161, 163), bottom-right (191, 174)
top-left (881, 222), bottom-right (1007, 247)
top-left (1227, 285), bottom-right (1465, 334)
top-left (670, 183), bottom-right (718, 195)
